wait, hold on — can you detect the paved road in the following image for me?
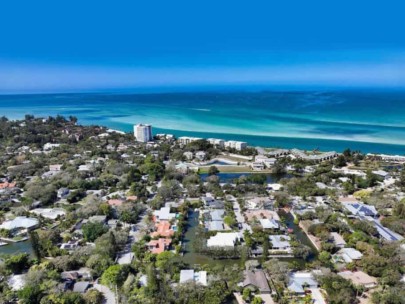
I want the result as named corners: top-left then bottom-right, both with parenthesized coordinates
top-left (229, 195), bottom-right (252, 233)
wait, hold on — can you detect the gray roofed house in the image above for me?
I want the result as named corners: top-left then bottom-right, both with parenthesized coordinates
top-left (240, 269), bottom-right (271, 294)
top-left (343, 202), bottom-right (378, 218)
top-left (73, 281), bottom-right (90, 293)
top-left (269, 235), bottom-right (291, 251)
top-left (288, 272), bottom-right (319, 294)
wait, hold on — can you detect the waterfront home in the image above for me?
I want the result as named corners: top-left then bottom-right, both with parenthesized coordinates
top-left (251, 161), bottom-right (265, 171)
top-left (207, 232), bottom-right (240, 247)
top-left (148, 238), bottom-right (172, 254)
top-left (239, 269), bottom-right (271, 294)
top-left (259, 218), bottom-right (279, 230)
top-left (332, 248), bottom-right (363, 264)
top-left (153, 207), bottom-right (176, 222)
top-left (202, 196), bottom-right (224, 209)
top-left (179, 270), bottom-right (207, 286)
top-left (151, 220), bottom-right (175, 238)
top-left (204, 209), bottom-right (225, 231)
top-left (0, 216), bottom-right (39, 231)
top-left (269, 235), bottom-right (291, 251)
top-left (338, 271), bottom-right (377, 289)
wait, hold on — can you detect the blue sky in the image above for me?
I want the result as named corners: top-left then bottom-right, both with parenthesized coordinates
top-left (1, 0), bottom-right (405, 92)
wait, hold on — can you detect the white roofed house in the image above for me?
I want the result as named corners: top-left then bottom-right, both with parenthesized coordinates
top-left (153, 207), bottom-right (176, 222)
top-left (183, 151), bottom-right (194, 161)
top-left (30, 208), bottom-right (66, 220)
top-left (0, 216), bottom-right (39, 232)
top-left (269, 235), bottom-right (291, 252)
top-left (330, 232), bottom-right (346, 248)
top-left (179, 269), bottom-right (207, 286)
top-left (207, 232), bottom-right (240, 247)
top-left (332, 248), bottom-right (363, 264)
top-left (246, 197), bottom-right (272, 210)
top-left (195, 151), bottom-right (206, 161)
top-left (259, 218), bottom-right (279, 230)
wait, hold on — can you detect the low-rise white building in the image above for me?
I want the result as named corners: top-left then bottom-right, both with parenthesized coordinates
top-left (207, 232), bottom-right (240, 247)
top-left (180, 269), bottom-right (207, 286)
top-left (0, 216), bottom-right (39, 231)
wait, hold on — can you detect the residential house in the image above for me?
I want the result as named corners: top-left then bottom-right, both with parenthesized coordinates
top-left (148, 238), bottom-right (172, 254)
top-left (269, 235), bottom-right (291, 251)
top-left (207, 232), bottom-right (240, 247)
top-left (0, 216), bottom-right (39, 231)
top-left (332, 248), bottom-right (363, 264)
top-left (330, 232), bottom-right (347, 248)
top-left (179, 270), bottom-right (208, 286)
top-left (151, 221), bottom-right (175, 238)
top-left (288, 272), bottom-right (319, 294)
top-left (338, 271), bottom-right (377, 289)
top-left (153, 207), bottom-right (176, 222)
top-left (239, 269), bottom-right (271, 294)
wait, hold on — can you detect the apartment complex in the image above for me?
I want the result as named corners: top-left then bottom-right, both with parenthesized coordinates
top-left (134, 124), bottom-right (153, 142)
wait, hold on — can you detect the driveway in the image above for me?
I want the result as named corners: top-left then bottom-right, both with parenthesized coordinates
top-left (94, 283), bottom-right (116, 304)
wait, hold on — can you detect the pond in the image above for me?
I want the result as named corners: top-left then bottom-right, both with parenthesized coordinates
top-left (199, 172), bottom-right (288, 183)
top-left (0, 239), bottom-right (34, 257)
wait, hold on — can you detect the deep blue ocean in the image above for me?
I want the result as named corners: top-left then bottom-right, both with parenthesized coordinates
top-left (1, 90), bottom-right (405, 154)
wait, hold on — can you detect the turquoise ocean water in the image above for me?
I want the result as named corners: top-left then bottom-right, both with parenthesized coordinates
top-left (1, 90), bottom-right (405, 154)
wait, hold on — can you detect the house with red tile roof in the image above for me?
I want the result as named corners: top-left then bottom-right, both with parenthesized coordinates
top-left (147, 238), bottom-right (172, 254)
top-left (107, 199), bottom-right (124, 207)
top-left (0, 182), bottom-right (16, 190)
top-left (151, 220), bottom-right (175, 238)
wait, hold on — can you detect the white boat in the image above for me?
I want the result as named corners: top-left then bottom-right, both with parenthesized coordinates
top-left (0, 241), bottom-right (8, 246)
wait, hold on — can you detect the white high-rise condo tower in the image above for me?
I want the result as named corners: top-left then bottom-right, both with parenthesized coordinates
top-left (134, 124), bottom-right (153, 142)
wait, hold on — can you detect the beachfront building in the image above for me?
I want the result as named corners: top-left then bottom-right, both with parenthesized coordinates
top-left (134, 124), bottom-right (153, 142)
top-left (180, 270), bottom-right (208, 286)
top-left (224, 140), bottom-right (247, 151)
top-left (178, 136), bottom-right (202, 145)
top-left (207, 138), bottom-right (225, 147)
